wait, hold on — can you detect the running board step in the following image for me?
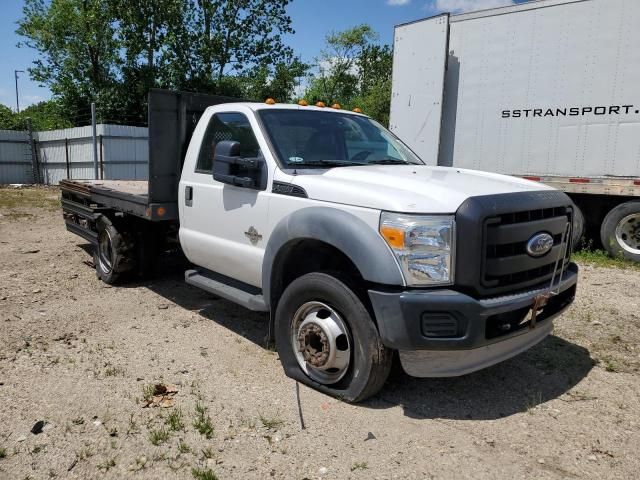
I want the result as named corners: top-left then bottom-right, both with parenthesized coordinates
top-left (185, 269), bottom-right (268, 312)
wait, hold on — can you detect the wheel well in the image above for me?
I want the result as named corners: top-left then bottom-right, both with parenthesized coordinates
top-left (270, 239), bottom-right (366, 311)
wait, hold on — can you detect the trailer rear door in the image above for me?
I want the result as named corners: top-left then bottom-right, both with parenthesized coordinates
top-left (390, 14), bottom-right (449, 165)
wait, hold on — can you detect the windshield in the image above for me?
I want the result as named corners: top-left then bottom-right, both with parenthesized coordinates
top-left (258, 109), bottom-right (424, 168)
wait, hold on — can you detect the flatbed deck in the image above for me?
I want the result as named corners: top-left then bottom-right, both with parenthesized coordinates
top-left (60, 178), bottom-right (177, 222)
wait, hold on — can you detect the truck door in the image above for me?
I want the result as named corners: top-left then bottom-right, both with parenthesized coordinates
top-left (179, 111), bottom-right (268, 288)
top-left (390, 14), bottom-right (449, 166)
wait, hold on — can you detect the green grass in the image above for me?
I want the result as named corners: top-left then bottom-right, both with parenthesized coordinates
top-left (192, 467), bottom-right (219, 480)
top-left (166, 409), bottom-right (185, 432)
top-left (193, 403), bottom-right (214, 439)
top-left (573, 248), bottom-right (640, 270)
top-left (0, 186), bottom-right (59, 212)
top-left (351, 462), bottom-right (368, 471)
top-left (0, 447), bottom-right (6, 459)
top-left (259, 413), bottom-right (284, 430)
top-left (148, 427), bottom-right (171, 446)
top-left (178, 440), bottom-right (191, 454)
top-left (96, 458), bottom-right (116, 472)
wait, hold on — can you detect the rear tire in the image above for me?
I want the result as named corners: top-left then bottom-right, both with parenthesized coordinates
top-left (94, 215), bottom-right (134, 284)
top-left (600, 201), bottom-right (640, 262)
top-left (274, 272), bottom-right (392, 403)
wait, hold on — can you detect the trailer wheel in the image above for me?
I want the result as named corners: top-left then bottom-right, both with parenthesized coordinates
top-left (600, 201), bottom-right (640, 262)
top-left (94, 216), bottom-right (134, 284)
top-left (274, 272), bottom-right (392, 403)
top-left (571, 203), bottom-right (585, 250)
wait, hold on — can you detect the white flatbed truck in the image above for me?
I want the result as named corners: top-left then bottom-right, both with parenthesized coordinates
top-left (61, 89), bottom-right (577, 402)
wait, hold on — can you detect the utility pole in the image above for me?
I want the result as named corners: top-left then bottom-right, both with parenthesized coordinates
top-left (14, 70), bottom-right (24, 113)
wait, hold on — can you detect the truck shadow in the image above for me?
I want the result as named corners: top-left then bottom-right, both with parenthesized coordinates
top-left (114, 252), bottom-right (595, 421)
top-left (366, 335), bottom-right (595, 420)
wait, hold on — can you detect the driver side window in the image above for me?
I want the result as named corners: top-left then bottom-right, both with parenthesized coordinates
top-left (195, 112), bottom-right (261, 174)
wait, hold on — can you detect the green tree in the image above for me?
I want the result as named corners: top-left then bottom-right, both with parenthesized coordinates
top-left (17, 0), bottom-right (120, 123)
top-left (187, 0), bottom-right (295, 92)
top-left (242, 57), bottom-right (309, 102)
top-left (17, 0), bottom-right (297, 125)
top-left (303, 25), bottom-right (393, 125)
top-left (0, 100), bottom-right (72, 131)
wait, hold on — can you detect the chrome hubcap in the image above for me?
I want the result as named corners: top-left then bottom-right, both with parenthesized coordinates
top-left (291, 301), bottom-right (351, 385)
top-left (98, 229), bottom-right (114, 274)
top-left (615, 213), bottom-right (640, 254)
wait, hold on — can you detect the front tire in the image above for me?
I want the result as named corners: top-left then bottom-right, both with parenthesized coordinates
top-left (600, 201), bottom-right (640, 262)
top-left (274, 272), bottom-right (392, 403)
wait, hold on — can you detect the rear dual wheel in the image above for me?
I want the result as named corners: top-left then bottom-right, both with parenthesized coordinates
top-left (275, 272), bottom-right (392, 403)
top-left (93, 215), bottom-right (134, 284)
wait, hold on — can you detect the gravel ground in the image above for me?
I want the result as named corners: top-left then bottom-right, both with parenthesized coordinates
top-left (0, 186), bottom-right (639, 480)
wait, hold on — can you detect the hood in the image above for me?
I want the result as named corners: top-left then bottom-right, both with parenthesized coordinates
top-left (283, 165), bottom-right (553, 213)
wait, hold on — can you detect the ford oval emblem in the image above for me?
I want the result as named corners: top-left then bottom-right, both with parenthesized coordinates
top-left (526, 232), bottom-right (554, 257)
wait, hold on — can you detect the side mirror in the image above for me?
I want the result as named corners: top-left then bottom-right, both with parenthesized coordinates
top-left (212, 140), bottom-right (266, 190)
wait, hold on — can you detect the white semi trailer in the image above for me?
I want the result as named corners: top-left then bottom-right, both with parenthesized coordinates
top-left (390, 0), bottom-right (640, 261)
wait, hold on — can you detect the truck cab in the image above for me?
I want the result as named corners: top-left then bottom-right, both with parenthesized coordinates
top-left (177, 101), bottom-right (578, 401)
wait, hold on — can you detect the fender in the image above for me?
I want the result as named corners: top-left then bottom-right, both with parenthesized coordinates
top-left (262, 207), bottom-right (404, 309)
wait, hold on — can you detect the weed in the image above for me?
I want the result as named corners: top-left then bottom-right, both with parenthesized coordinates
top-left (0, 447), bottom-right (6, 459)
top-left (351, 462), bottom-right (368, 471)
top-left (31, 445), bottom-right (44, 455)
top-left (259, 413), bottom-right (284, 430)
top-left (76, 448), bottom-right (93, 460)
top-left (72, 417), bottom-right (84, 426)
top-left (194, 402), bottom-right (214, 439)
top-left (525, 392), bottom-right (543, 415)
top-left (104, 365), bottom-right (124, 377)
top-left (192, 467), bottom-right (219, 480)
top-left (602, 357), bottom-right (620, 373)
top-left (97, 458), bottom-right (116, 472)
top-left (201, 447), bottom-right (215, 459)
top-left (178, 440), bottom-right (191, 454)
top-left (126, 413), bottom-right (140, 436)
top-left (142, 384), bottom-right (155, 402)
top-left (573, 248), bottom-right (640, 270)
top-left (149, 427), bottom-right (171, 446)
top-left (166, 408), bottom-right (185, 431)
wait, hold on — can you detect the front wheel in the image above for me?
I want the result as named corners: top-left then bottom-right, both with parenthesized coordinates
top-left (274, 272), bottom-right (392, 402)
top-left (600, 201), bottom-right (640, 262)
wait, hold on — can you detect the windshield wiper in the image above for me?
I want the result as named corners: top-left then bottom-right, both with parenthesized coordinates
top-left (287, 159), bottom-right (367, 168)
top-left (367, 158), bottom-right (412, 165)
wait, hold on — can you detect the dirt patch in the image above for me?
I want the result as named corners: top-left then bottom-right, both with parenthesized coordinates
top-left (0, 188), bottom-right (639, 479)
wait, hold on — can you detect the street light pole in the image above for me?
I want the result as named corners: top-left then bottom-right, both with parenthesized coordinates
top-left (14, 70), bottom-right (25, 113)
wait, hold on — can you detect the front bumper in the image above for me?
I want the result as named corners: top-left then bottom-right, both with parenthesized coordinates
top-left (368, 262), bottom-right (578, 377)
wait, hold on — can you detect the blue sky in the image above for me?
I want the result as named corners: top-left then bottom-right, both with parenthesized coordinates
top-left (0, 0), bottom-right (524, 110)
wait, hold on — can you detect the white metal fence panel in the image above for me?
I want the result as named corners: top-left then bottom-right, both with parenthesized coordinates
top-left (0, 130), bottom-right (33, 184)
top-left (0, 124), bottom-right (149, 185)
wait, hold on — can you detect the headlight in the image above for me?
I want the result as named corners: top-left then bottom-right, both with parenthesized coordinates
top-left (379, 212), bottom-right (455, 286)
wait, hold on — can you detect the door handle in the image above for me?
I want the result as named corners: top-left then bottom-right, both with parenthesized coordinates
top-left (185, 186), bottom-right (193, 207)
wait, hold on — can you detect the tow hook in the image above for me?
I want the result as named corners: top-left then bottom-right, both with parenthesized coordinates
top-left (528, 222), bottom-right (572, 329)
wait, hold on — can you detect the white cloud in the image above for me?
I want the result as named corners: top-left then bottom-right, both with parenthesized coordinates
top-left (433, 0), bottom-right (515, 13)
top-left (387, 0), bottom-right (411, 5)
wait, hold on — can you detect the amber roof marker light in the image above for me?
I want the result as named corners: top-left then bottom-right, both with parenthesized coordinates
top-left (353, 107), bottom-right (362, 113)
top-left (265, 98), bottom-right (276, 105)
top-left (331, 103), bottom-right (342, 109)
top-left (298, 99), bottom-right (309, 106)
top-left (315, 101), bottom-right (326, 108)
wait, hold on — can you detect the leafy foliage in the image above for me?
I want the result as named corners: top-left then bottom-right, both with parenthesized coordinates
top-left (16, 0), bottom-right (303, 126)
top-left (0, 100), bottom-right (72, 131)
top-left (304, 25), bottom-right (393, 125)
